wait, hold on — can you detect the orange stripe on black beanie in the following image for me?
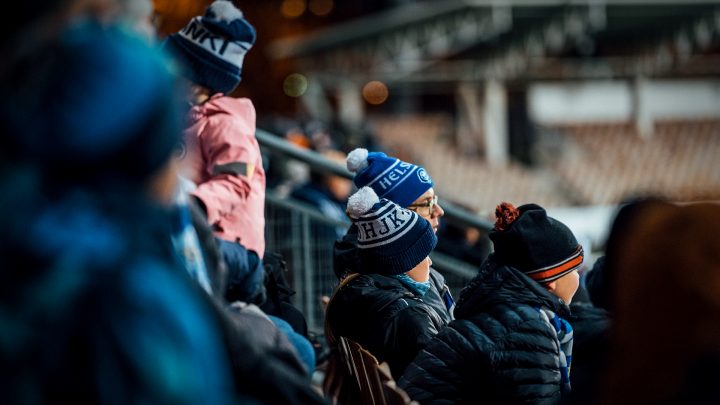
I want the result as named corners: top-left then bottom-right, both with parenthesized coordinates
top-left (490, 202), bottom-right (584, 284)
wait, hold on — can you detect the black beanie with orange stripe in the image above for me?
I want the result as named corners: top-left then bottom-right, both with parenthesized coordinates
top-left (490, 202), bottom-right (583, 284)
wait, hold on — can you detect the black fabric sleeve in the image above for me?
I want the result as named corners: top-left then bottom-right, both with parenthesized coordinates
top-left (398, 321), bottom-right (479, 405)
top-left (382, 304), bottom-right (440, 379)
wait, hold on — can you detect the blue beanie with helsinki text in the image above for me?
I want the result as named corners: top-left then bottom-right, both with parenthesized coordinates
top-left (346, 148), bottom-right (433, 208)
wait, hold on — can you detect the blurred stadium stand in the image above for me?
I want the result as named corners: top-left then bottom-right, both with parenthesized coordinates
top-left (153, 0), bottom-right (720, 332)
top-left (267, 0), bottom-right (720, 234)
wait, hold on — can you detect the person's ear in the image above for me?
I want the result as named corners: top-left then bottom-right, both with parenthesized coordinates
top-left (545, 280), bottom-right (557, 293)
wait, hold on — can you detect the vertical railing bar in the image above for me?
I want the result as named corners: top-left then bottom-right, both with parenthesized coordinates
top-left (301, 213), bottom-right (315, 331)
top-left (290, 207), bottom-right (303, 309)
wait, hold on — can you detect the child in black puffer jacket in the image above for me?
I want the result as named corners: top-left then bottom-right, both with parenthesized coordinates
top-left (400, 202), bottom-right (584, 404)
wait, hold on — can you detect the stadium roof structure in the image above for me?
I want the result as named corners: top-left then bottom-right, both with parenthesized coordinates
top-left (269, 0), bottom-right (720, 85)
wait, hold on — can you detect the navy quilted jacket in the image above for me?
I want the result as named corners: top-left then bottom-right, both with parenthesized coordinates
top-left (399, 256), bottom-right (570, 404)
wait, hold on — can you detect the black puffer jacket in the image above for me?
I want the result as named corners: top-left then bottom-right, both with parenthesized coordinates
top-left (333, 224), bottom-right (454, 325)
top-left (325, 273), bottom-right (448, 378)
top-left (399, 256), bottom-right (571, 404)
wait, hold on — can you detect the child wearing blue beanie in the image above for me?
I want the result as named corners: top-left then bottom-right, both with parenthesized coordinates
top-left (325, 186), bottom-right (445, 380)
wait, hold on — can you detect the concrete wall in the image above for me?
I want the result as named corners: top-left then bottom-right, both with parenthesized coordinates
top-left (529, 79), bottom-right (720, 124)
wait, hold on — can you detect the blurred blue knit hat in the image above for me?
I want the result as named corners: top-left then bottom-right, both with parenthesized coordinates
top-left (162, 0), bottom-right (256, 94)
top-left (347, 187), bottom-right (437, 275)
top-left (2, 22), bottom-right (185, 184)
top-left (346, 148), bottom-right (434, 208)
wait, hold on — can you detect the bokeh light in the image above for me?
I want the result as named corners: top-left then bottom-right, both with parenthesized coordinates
top-left (309, 0), bottom-right (334, 16)
top-left (283, 73), bottom-right (308, 97)
top-left (281, 0), bottom-right (306, 19)
top-left (362, 81), bottom-right (389, 105)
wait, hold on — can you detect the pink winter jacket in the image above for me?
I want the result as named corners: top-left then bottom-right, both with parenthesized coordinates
top-left (181, 94), bottom-right (266, 257)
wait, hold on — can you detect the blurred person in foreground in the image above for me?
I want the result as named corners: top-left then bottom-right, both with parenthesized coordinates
top-left (400, 202), bottom-right (583, 404)
top-left (163, 164), bottom-right (318, 381)
top-left (599, 200), bottom-right (720, 405)
top-left (583, 196), bottom-right (669, 313)
top-left (562, 198), bottom-right (667, 404)
top-left (0, 21), bottom-right (239, 403)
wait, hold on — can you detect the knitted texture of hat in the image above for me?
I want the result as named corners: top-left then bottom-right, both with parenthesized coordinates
top-left (161, 0), bottom-right (256, 94)
top-left (490, 202), bottom-right (583, 284)
top-left (347, 187), bottom-right (437, 275)
top-left (346, 148), bottom-right (433, 208)
top-left (3, 22), bottom-right (184, 185)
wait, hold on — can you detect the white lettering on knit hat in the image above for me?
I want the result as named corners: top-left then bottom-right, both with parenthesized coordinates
top-left (375, 161), bottom-right (413, 191)
top-left (358, 209), bottom-right (418, 248)
top-left (178, 17), bottom-right (250, 66)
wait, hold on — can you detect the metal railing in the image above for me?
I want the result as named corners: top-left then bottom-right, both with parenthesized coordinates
top-left (257, 129), bottom-right (494, 230)
top-left (259, 128), bottom-right (492, 332)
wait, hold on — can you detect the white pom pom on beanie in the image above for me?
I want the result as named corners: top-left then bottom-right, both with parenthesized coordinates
top-left (346, 186), bottom-right (379, 219)
top-left (346, 148), bottom-right (369, 173)
top-left (207, 0), bottom-right (244, 22)
top-left (347, 148), bottom-right (433, 208)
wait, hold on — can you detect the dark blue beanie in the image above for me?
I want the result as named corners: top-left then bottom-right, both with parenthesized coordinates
top-left (161, 0), bottom-right (256, 94)
top-left (2, 22), bottom-right (185, 185)
top-left (347, 187), bottom-right (437, 275)
top-left (346, 148), bottom-right (434, 208)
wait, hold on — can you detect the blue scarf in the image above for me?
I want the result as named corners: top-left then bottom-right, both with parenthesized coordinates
top-left (537, 307), bottom-right (573, 392)
top-left (393, 274), bottom-right (431, 296)
top-left (171, 190), bottom-right (212, 295)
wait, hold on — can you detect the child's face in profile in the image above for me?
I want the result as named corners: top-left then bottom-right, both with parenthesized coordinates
top-left (549, 270), bottom-right (580, 304)
top-left (406, 256), bottom-right (432, 283)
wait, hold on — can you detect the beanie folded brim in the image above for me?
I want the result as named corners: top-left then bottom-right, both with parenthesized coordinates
top-left (524, 245), bottom-right (584, 284)
top-left (362, 223), bottom-right (437, 275)
top-left (162, 35), bottom-right (241, 94)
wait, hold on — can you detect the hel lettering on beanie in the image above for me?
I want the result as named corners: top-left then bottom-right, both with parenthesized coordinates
top-left (162, 0), bottom-right (255, 94)
top-left (490, 202), bottom-right (583, 284)
top-left (346, 148), bottom-right (433, 208)
top-left (347, 187), bottom-right (437, 275)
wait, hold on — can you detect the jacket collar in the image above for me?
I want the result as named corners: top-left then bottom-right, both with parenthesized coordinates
top-left (455, 255), bottom-right (569, 319)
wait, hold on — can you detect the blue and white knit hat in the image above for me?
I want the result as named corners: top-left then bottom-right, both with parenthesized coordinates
top-left (347, 187), bottom-right (437, 275)
top-left (346, 148), bottom-right (434, 208)
top-left (4, 23), bottom-right (185, 185)
top-left (162, 0), bottom-right (256, 94)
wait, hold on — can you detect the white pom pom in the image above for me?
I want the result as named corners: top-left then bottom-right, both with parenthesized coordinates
top-left (346, 187), bottom-right (379, 218)
top-left (208, 0), bottom-right (244, 22)
top-left (346, 148), bottom-right (369, 173)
